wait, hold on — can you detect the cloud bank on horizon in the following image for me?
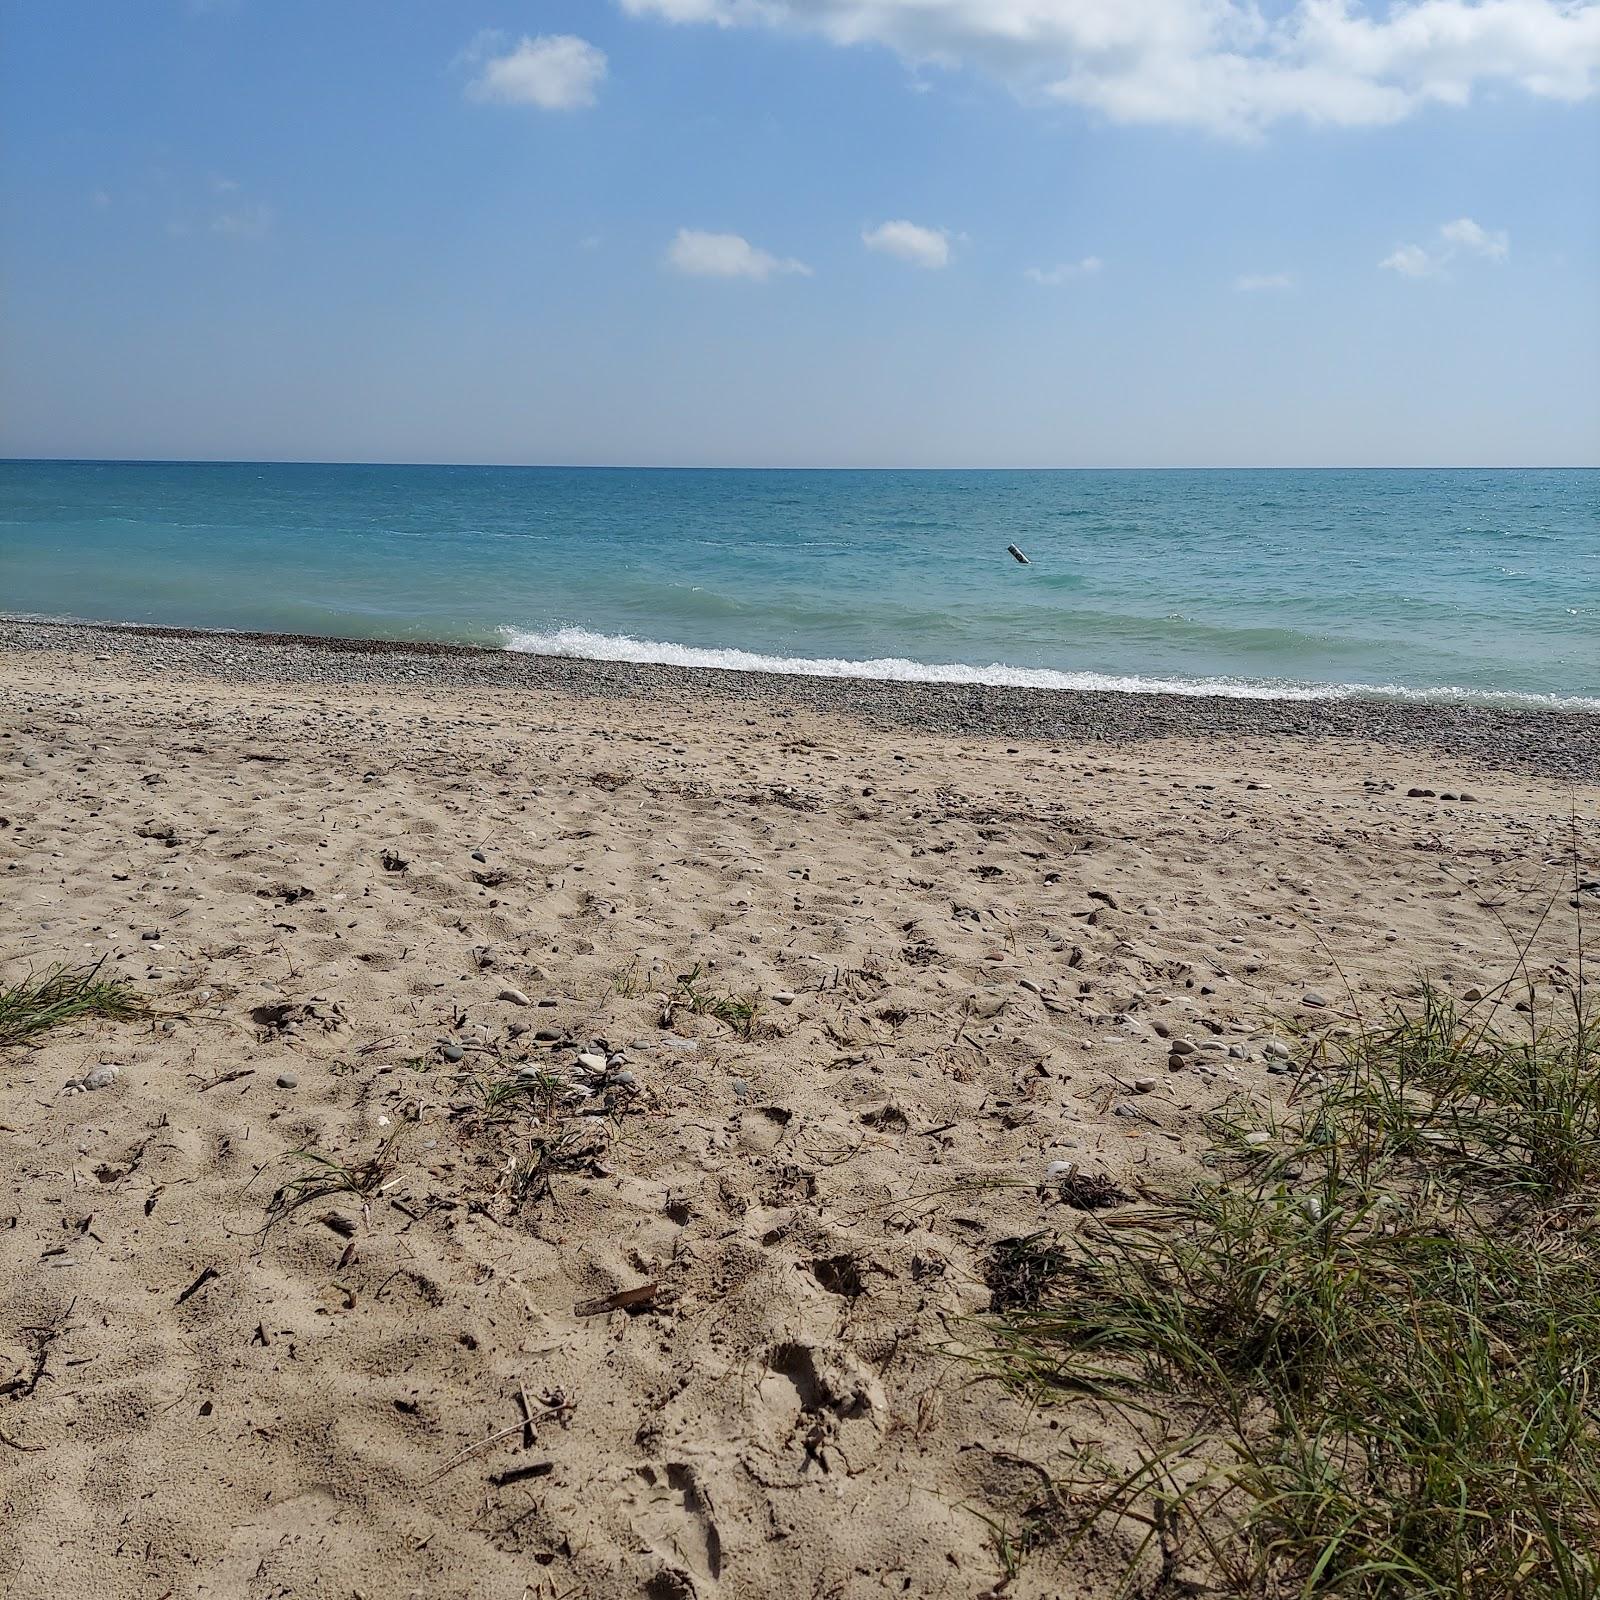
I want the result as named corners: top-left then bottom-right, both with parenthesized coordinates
top-left (620, 0), bottom-right (1600, 136)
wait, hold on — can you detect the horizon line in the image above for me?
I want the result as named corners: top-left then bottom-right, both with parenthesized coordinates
top-left (4, 456), bottom-right (1597, 473)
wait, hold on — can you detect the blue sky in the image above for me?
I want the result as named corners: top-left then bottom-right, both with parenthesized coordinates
top-left (2, 0), bottom-right (1597, 466)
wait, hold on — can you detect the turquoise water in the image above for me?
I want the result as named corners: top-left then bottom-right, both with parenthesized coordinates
top-left (1, 460), bottom-right (1595, 706)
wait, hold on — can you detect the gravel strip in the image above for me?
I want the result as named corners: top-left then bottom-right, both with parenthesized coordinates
top-left (3, 617), bottom-right (1595, 778)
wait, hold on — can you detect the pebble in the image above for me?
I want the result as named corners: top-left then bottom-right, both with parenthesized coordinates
top-left (576, 1052), bottom-right (607, 1072)
top-left (1463, 986), bottom-right (1485, 1003)
top-left (1168, 1037), bottom-right (1197, 1055)
top-left (731, 1078), bottom-right (751, 1100)
top-left (1301, 991), bottom-right (1329, 1008)
top-left (611, 1069), bottom-right (637, 1088)
top-left (1242, 1130), bottom-right (1272, 1146)
top-left (1044, 1160), bottom-right (1074, 1178)
top-left (1264, 1039), bottom-right (1291, 1060)
top-left (1018, 978), bottom-right (1043, 996)
top-left (772, 990), bottom-right (797, 1005)
top-left (497, 986), bottom-right (531, 1006)
top-left (80, 1063), bottom-right (121, 1091)
top-left (1132, 1076), bottom-right (1159, 1094)
top-left (441, 1042), bottom-right (464, 1063)
top-left (470, 848), bottom-right (487, 862)
top-left (276, 1072), bottom-right (298, 1089)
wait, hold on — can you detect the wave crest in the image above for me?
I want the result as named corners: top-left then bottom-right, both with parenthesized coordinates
top-left (499, 627), bottom-right (1600, 711)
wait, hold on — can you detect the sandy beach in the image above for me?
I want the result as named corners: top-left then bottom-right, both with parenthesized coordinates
top-left (1, 619), bottom-right (1595, 1600)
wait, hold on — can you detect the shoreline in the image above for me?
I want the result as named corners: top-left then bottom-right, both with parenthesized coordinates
top-left (3, 615), bottom-right (1596, 778)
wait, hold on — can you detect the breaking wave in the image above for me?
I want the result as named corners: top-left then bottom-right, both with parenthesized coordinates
top-left (499, 627), bottom-right (1600, 711)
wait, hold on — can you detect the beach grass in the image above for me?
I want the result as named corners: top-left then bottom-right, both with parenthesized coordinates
top-left (669, 963), bottom-right (764, 1039)
top-left (986, 978), bottom-right (1600, 1597)
top-left (263, 1135), bottom-right (403, 1230)
top-left (0, 960), bottom-right (148, 1048)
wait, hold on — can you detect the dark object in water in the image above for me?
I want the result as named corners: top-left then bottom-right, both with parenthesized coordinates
top-left (1007, 544), bottom-right (1030, 565)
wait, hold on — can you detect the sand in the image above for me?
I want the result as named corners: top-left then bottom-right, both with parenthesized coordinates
top-left (1, 625), bottom-right (1594, 1599)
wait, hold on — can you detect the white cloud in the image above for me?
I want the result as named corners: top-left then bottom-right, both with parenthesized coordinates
top-left (209, 201), bottom-right (274, 239)
top-left (1381, 216), bottom-right (1509, 276)
top-left (619, 0), bottom-right (1600, 136)
top-left (466, 33), bottom-right (608, 110)
top-left (666, 228), bottom-right (813, 279)
top-left (1380, 242), bottom-right (1438, 275)
top-left (1440, 215), bottom-right (1510, 258)
top-left (862, 219), bottom-right (951, 268)
top-left (1234, 271), bottom-right (1293, 290)
top-left (1025, 256), bottom-right (1103, 284)
top-left (162, 177), bottom-right (275, 241)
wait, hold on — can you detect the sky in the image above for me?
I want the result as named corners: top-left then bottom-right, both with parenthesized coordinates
top-left (1, 0), bottom-right (1597, 467)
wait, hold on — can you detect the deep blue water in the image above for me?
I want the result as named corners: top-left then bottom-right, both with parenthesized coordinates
top-left (2, 461), bottom-right (1595, 706)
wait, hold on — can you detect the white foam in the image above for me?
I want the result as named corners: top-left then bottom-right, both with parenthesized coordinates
top-left (499, 627), bottom-right (1600, 711)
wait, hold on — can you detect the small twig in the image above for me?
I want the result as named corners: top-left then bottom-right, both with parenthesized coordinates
top-left (195, 1068), bottom-right (254, 1093)
top-left (175, 1265), bottom-right (220, 1306)
top-left (425, 1421), bottom-right (529, 1483)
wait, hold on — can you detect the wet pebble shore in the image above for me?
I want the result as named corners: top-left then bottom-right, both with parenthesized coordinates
top-left (3, 616), bottom-right (1595, 778)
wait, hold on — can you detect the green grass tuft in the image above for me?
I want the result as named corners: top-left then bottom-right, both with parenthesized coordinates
top-left (262, 1134), bottom-right (404, 1231)
top-left (986, 980), bottom-right (1600, 1598)
top-left (669, 964), bottom-right (763, 1039)
top-left (0, 960), bottom-right (148, 1048)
